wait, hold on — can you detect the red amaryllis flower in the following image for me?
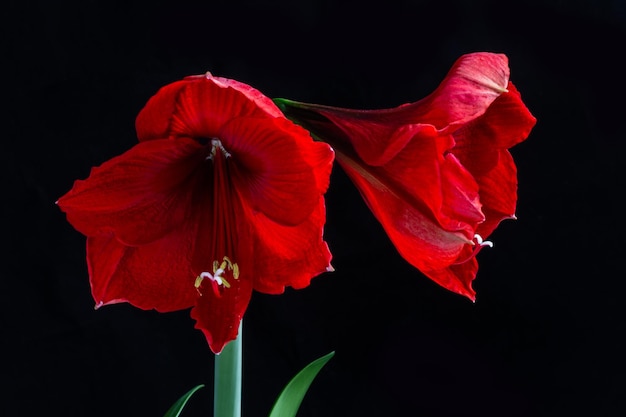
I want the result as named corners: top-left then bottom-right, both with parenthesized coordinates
top-left (57, 73), bottom-right (334, 353)
top-left (275, 52), bottom-right (536, 301)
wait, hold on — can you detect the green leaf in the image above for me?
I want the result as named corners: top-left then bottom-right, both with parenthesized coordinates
top-left (162, 384), bottom-right (205, 417)
top-left (268, 351), bottom-right (335, 417)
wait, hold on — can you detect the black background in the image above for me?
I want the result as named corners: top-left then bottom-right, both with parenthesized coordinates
top-left (3, 1), bottom-right (625, 416)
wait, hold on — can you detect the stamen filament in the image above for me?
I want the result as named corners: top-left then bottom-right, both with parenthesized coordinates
top-left (206, 139), bottom-right (232, 161)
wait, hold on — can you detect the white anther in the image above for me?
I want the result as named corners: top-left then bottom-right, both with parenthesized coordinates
top-left (474, 233), bottom-right (494, 248)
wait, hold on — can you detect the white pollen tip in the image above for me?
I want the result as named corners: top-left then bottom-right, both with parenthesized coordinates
top-left (473, 233), bottom-right (494, 248)
top-left (205, 71), bottom-right (213, 79)
top-left (326, 264), bottom-right (335, 272)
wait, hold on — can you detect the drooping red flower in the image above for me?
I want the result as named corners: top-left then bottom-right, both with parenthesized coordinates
top-left (57, 73), bottom-right (334, 353)
top-left (275, 52), bottom-right (536, 301)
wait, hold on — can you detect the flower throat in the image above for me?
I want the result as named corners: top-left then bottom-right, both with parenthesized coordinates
top-left (195, 139), bottom-right (240, 297)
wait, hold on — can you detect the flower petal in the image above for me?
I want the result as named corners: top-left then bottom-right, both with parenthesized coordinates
top-left (412, 52), bottom-right (510, 131)
top-left (275, 53), bottom-right (510, 168)
top-left (320, 114), bottom-right (420, 167)
top-left (135, 80), bottom-right (190, 141)
top-left (87, 229), bottom-right (196, 312)
top-left (201, 73), bottom-right (285, 118)
top-left (224, 117), bottom-right (334, 226)
top-left (136, 74), bottom-right (283, 143)
top-left (189, 257), bottom-right (254, 354)
top-left (474, 150), bottom-right (518, 238)
top-left (380, 129), bottom-right (484, 231)
top-left (334, 141), bottom-right (484, 298)
top-left (168, 77), bottom-right (277, 139)
top-left (370, 52), bottom-right (509, 153)
top-left (423, 253), bottom-right (479, 301)
top-left (337, 152), bottom-right (473, 275)
top-left (249, 198), bottom-right (333, 294)
top-left (452, 82), bottom-right (537, 175)
top-left (57, 138), bottom-right (206, 245)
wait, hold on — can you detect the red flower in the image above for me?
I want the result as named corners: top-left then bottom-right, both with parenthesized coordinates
top-left (275, 52), bottom-right (536, 301)
top-left (57, 73), bottom-right (334, 353)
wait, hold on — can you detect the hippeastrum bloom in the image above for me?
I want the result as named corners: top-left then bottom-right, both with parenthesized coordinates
top-left (275, 52), bottom-right (536, 301)
top-left (57, 73), bottom-right (334, 353)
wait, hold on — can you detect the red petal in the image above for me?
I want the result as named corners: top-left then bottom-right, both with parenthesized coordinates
top-left (334, 132), bottom-right (485, 298)
top-left (224, 117), bottom-right (334, 226)
top-left (415, 52), bottom-right (510, 131)
top-left (249, 198), bottom-right (333, 294)
top-left (318, 114), bottom-right (421, 166)
top-left (301, 133), bottom-right (335, 195)
top-left (136, 74), bottom-right (283, 143)
top-left (200, 73), bottom-right (285, 118)
top-left (474, 82), bottom-right (537, 149)
top-left (423, 254), bottom-right (478, 301)
top-left (379, 130), bottom-right (484, 231)
top-left (168, 77), bottom-right (276, 140)
top-left (336, 152), bottom-right (473, 275)
top-left (291, 52), bottom-right (511, 166)
top-left (190, 257), bottom-right (254, 354)
top-left (135, 80), bottom-right (190, 141)
top-left (87, 229), bottom-right (196, 312)
top-left (452, 82), bottom-right (537, 175)
top-left (57, 138), bottom-right (206, 245)
top-left (474, 150), bottom-right (518, 238)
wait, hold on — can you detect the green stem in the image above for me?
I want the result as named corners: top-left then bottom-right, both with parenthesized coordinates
top-left (214, 321), bottom-right (243, 417)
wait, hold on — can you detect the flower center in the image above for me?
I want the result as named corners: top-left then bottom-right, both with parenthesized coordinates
top-left (206, 139), bottom-right (231, 161)
top-left (195, 256), bottom-right (240, 297)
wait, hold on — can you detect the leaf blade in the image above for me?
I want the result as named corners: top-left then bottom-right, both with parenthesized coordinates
top-left (163, 384), bottom-right (205, 417)
top-left (268, 351), bottom-right (335, 417)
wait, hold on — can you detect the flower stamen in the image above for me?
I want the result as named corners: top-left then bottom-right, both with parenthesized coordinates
top-left (195, 256), bottom-right (239, 296)
top-left (474, 233), bottom-right (493, 248)
top-left (452, 234), bottom-right (494, 266)
top-left (206, 139), bottom-right (231, 161)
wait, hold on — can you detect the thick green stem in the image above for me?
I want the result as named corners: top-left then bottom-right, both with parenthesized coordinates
top-left (214, 321), bottom-right (242, 417)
